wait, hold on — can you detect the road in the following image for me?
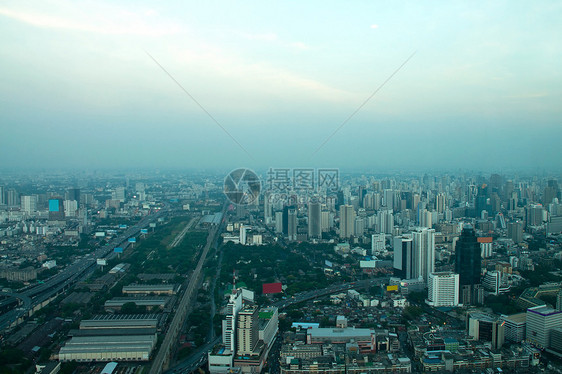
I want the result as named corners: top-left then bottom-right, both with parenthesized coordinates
top-left (0, 209), bottom-right (165, 332)
top-left (271, 277), bottom-right (390, 309)
top-left (149, 208), bottom-right (224, 374)
top-left (169, 218), bottom-right (197, 248)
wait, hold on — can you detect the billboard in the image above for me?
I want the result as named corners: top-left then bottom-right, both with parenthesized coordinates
top-left (387, 285), bottom-right (399, 292)
top-left (128, 237), bottom-right (136, 243)
top-left (325, 260), bottom-right (333, 268)
top-left (149, 223), bottom-right (157, 228)
top-left (477, 237), bottom-right (493, 243)
top-left (262, 282), bottom-right (283, 294)
top-left (114, 247), bottom-right (123, 253)
top-left (96, 259), bottom-right (107, 266)
top-left (140, 229), bottom-right (148, 234)
top-left (119, 224), bottom-right (128, 229)
top-left (48, 199), bottom-right (59, 212)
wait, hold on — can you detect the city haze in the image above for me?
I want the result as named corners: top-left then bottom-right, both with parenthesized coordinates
top-left (1, 1), bottom-right (561, 171)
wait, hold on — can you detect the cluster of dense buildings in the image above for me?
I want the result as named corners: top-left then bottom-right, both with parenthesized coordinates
top-left (208, 287), bottom-right (279, 374)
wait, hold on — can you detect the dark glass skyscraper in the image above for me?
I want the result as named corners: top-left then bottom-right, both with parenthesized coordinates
top-left (455, 226), bottom-right (481, 286)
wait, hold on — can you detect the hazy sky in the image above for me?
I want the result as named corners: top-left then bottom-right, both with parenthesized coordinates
top-left (1, 1), bottom-right (561, 172)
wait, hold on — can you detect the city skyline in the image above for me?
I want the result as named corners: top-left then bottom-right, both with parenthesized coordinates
top-left (1, 1), bottom-right (561, 171)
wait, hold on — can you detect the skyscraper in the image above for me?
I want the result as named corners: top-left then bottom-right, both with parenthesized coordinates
top-left (237, 305), bottom-right (259, 355)
top-left (308, 201), bottom-right (321, 238)
top-left (287, 208), bottom-right (297, 241)
top-left (393, 235), bottom-right (414, 280)
top-left (455, 226), bottom-right (482, 304)
top-left (507, 221), bottom-right (523, 243)
top-left (339, 205), bottom-right (355, 239)
top-left (223, 289), bottom-right (243, 353)
top-left (412, 228), bottom-right (435, 283)
top-left (263, 193), bottom-right (272, 224)
top-left (455, 226), bottom-right (481, 286)
top-left (275, 211), bottom-right (283, 234)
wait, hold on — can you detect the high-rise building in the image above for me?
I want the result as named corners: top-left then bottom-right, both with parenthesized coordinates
top-left (263, 193), bottom-right (272, 224)
top-left (427, 272), bottom-right (459, 307)
top-left (48, 198), bottom-right (65, 221)
top-left (507, 221), bottom-right (523, 243)
top-left (383, 189), bottom-right (394, 209)
top-left (20, 195), bottom-right (37, 214)
top-left (320, 209), bottom-right (330, 232)
top-left (455, 227), bottom-right (481, 287)
top-left (371, 233), bottom-right (385, 255)
top-left (6, 188), bottom-right (19, 207)
top-left (237, 305), bottom-right (259, 355)
top-left (282, 205), bottom-right (296, 235)
top-left (412, 228), bottom-right (435, 283)
top-left (223, 289), bottom-right (243, 353)
top-left (354, 216), bottom-right (365, 237)
top-left (339, 205), bottom-right (355, 239)
top-left (287, 209), bottom-right (297, 241)
top-left (544, 180), bottom-right (559, 205)
top-left (275, 211), bottom-right (283, 234)
top-left (455, 226), bottom-right (481, 305)
top-left (526, 204), bottom-right (545, 227)
top-left (435, 193), bottom-right (446, 213)
top-left (378, 209), bottom-right (394, 234)
top-left (240, 224), bottom-right (247, 245)
top-left (308, 201), bottom-right (321, 238)
top-left (526, 305), bottom-right (562, 349)
top-left (393, 235), bottom-right (414, 280)
top-left (65, 188), bottom-right (80, 206)
top-left (0, 186), bottom-right (5, 205)
top-left (64, 200), bottom-right (78, 217)
top-left (112, 187), bottom-right (126, 203)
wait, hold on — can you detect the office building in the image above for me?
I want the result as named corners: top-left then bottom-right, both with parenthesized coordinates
top-left (339, 205), bottom-right (355, 238)
top-left (526, 305), bottom-right (562, 349)
top-left (468, 313), bottom-right (505, 350)
top-left (427, 272), bottom-right (459, 307)
top-left (287, 208), bottom-right (297, 241)
top-left (48, 197), bottom-right (65, 221)
top-left (237, 305), bottom-right (259, 355)
top-left (263, 193), bottom-right (272, 224)
top-left (412, 228), bottom-right (435, 283)
top-left (455, 226), bottom-right (481, 303)
top-left (501, 313), bottom-right (526, 343)
top-left (239, 224), bottom-right (247, 245)
top-left (223, 289), bottom-right (243, 353)
top-left (275, 211), bottom-right (283, 234)
top-left (507, 221), bottom-right (523, 243)
top-left (308, 201), bottom-right (321, 238)
top-left (393, 235), bottom-right (414, 280)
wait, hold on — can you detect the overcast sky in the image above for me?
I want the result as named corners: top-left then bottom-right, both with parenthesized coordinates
top-left (1, 1), bottom-right (561, 172)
